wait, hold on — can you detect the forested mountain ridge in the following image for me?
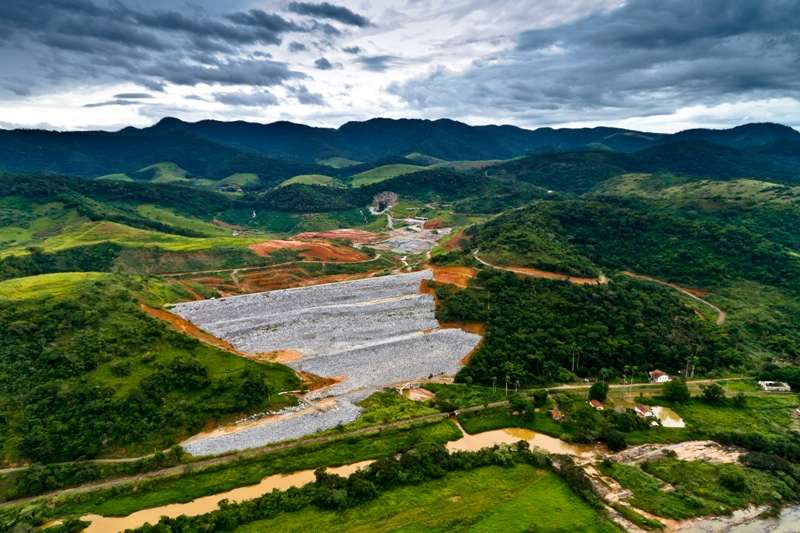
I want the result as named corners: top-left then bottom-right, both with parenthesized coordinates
top-left (1, 119), bottom-right (797, 181)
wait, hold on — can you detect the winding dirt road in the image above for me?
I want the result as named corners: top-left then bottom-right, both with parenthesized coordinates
top-left (473, 252), bottom-right (608, 286)
top-left (622, 271), bottom-right (727, 325)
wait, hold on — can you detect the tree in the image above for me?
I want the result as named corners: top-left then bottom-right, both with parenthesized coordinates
top-left (732, 392), bottom-right (747, 408)
top-left (508, 393), bottom-right (529, 414)
top-left (533, 390), bottom-right (549, 408)
top-left (588, 381), bottom-right (609, 402)
top-left (604, 430), bottom-right (627, 452)
top-left (662, 379), bottom-right (691, 403)
top-left (700, 383), bottom-right (726, 403)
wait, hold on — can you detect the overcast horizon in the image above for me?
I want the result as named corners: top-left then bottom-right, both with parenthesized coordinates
top-left (1, 0), bottom-right (799, 133)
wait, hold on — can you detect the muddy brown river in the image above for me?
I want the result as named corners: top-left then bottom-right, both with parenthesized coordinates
top-left (80, 461), bottom-right (373, 533)
top-left (79, 425), bottom-right (589, 532)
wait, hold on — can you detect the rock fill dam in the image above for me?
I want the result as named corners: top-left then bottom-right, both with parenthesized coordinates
top-left (173, 270), bottom-right (481, 456)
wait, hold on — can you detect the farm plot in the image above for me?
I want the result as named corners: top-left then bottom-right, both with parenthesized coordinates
top-left (173, 270), bottom-right (480, 456)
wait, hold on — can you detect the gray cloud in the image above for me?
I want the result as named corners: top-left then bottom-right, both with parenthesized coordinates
top-left (342, 46), bottom-right (361, 54)
top-left (84, 99), bottom-right (143, 108)
top-left (358, 55), bottom-right (399, 71)
top-left (288, 2), bottom-right (370, 27)
top-left (314, 57), bottom-right (333, 70)
top-left (288, 41), bottom-right (308, 52)
top-left (214, 90), bottom-right (278, 107)
top-left (113, 93), bottom-right (152, 99)
top-left (392, 0), bottom-right (800, 124)
top-left (288, 85), bottom-right (326, 105)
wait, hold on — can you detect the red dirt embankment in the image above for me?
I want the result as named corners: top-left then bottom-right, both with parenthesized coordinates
top-left (293, 229), bottom-right (382, 244)
top-left (443, 229), bottom-right (467, 251)
top-left (432, 266), bottom-right (478, 288)
top-left (140, 304), bottom-right (246, 356)
top-left (236, 268), bottom-right (376, 293)
top-left (248, 240), bottom-right (367, 262)
top-left (423, 218), bottom-right (443, 229)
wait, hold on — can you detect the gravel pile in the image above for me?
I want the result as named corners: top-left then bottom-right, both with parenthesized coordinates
top-left (176, 270), bottom-right (481, 456)
top-left (182, 398), bottom-right (363, 456)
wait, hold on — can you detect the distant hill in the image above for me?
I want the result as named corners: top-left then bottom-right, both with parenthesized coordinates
top-left (0, 118), bottom-right (797, 182)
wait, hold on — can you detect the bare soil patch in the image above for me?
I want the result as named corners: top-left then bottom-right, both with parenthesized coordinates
top-left (443, 229), bottom-right (467, 251)
top-left (404, 387), bottom-right (436, 401)
top-left (293, 229), bottom-right (382, 244)
top-left (248, 240), bottom-right (367, 262)
top-left (423, 218), bottom-right (443, 229)
top-left (433, 266), bottom-right (477, 288)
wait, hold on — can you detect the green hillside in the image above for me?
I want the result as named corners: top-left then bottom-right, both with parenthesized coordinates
top-left (0, 274), bottom-right (299, 463)
top-left (280, 174), bottom-right (338, 187)
top-left (349, 164), bottom-right (427, 186)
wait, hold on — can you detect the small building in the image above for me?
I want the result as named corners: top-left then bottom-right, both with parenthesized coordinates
top-left (634, 404), bottom-right (654, 418)
top-left (588, 399), bottom-right (605, 411)
top-left (758, 381), bottom-right (791, 392)
top-left (649, 369), bottom-right (671, 383)
top-left (550, 408), bottom-right (564, 421)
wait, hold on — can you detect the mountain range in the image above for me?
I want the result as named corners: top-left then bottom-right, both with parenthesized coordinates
top-left (1, 118), bottom-right (798, 185)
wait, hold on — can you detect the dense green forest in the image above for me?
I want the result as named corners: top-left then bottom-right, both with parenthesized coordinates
top-left (436, 271), bottom-right (731, 385)
top-left (469, 198), bottom-right (800, 292)
top-left (0, 276), bottom-right (298, 463)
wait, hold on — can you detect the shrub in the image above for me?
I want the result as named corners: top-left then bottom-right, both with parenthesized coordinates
top-left (588, 381), bottom-right (609, 402)
top-left (662, 379), bottom-right (691, 403)
top-left (700, 383), bottom-right (726, 403)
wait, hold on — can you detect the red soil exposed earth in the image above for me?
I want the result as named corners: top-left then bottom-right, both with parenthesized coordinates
top-left (432, 266), bottom-right (477, 288)
top-left (293, 229), bottom-right (382, 244)
top-left (249, 239), bottom-right (368, 262)
top-left (423, 218), bottom-right (443, 229)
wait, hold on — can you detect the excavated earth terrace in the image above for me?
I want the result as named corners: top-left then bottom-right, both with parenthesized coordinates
top-left (173, 270), bottom-right (481, 456)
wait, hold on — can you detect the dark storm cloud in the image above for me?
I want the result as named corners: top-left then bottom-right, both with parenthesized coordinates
top-left (214, 90), bottom-right (278, 107)
top-left (0, 0), bottom-right (352, 97)
top-left (288, 85), bottom-right (326, 105)
top-left (314, 57), bottom-right (333, 70)
top-left (358, 55), bottom-right (398, 72)
top-left (288, 2), bottom-right (370, 27)
top-left (393, 0), bottom-right (800, 123)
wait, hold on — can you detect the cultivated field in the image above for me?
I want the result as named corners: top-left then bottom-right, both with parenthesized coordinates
top-left (173, 270), bottom-right (480, 456)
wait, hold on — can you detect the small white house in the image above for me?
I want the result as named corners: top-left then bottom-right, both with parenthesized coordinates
top-left (758, 381), bottom-right (791, 392)
top-left (649, 369), bottom-right (671, 383)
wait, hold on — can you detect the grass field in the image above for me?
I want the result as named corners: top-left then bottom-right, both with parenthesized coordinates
top-left (237, 464), bottom-right (619, 532)
top-left (0, 271), bottom-right (111, 299)
top-left (279, 174), bottom-right (338, 187)
top-left (350, 164), bottom-right (426, 187)
top-left (138, 162), bottom-right (190, 183)
top-left (600, 458), bottom-right (797, 520)
top-left (318, 157), bottom-right (362, 168)
top-left (220, 173), bottom-right (260, 187)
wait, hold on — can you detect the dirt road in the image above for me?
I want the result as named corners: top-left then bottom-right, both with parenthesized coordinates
top-left (622, 271), bottom-right (727, 325)
top-left (473, 252), bottom-right (608, 285)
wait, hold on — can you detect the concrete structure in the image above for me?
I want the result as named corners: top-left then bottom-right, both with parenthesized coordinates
top-left (758, 380), bottom-right (791, 392)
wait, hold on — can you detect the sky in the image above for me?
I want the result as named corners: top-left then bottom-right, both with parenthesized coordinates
top-left (0, 0), bottom-right (799, 132)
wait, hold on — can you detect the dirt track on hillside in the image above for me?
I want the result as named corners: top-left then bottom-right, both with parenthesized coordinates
top-left (474, 253), bottom-right (608, 286)
top-left (622, 271), bottom-right (727, 325)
